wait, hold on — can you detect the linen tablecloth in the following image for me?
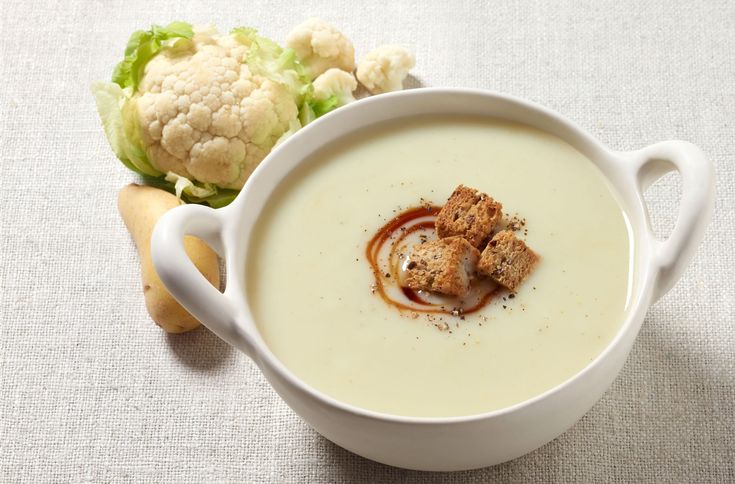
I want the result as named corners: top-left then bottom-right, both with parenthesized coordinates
top-left (1, 1), bottom-right (733, 481)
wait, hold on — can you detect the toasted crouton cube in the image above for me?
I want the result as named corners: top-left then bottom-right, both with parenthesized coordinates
top-left (404, 236), bottom-right (480, 297)
top-left (436, 185), bottom-right (503, 247)
top-left (478, 230), bottom-right (538, 292)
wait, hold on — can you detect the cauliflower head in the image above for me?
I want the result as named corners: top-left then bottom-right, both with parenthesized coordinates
top-left (286, 18), bottom-right (355, 79)
top-left (93, 22), bottom-right (325, 207)
top-left (356, 45), bottom-right (415, 94)
top-left (135, 28), bottom-right (298, 190)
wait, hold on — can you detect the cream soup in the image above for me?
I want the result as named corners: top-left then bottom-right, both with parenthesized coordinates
top-left (246, 116), bottom-right (632, 418)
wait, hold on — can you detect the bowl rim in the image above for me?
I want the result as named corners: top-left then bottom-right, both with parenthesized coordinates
top-left (226, 87), bottom-right (653, 425)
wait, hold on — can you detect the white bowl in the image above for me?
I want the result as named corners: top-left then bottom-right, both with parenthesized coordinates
top-left (151, 88), bottom-right (714, 471)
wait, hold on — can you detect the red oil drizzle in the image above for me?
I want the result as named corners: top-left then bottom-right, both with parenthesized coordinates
top-left (366, 206), bottom-right (499, 316)
top-left (401, 286), bottom-right (432, 306)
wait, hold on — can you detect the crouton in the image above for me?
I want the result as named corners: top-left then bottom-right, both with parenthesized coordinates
top-left (404, 236), bottom-right (480, 297)
top-left (478, 230), bottom-right (538, 292)
top-left (436, 185), bottom-right (503, 247)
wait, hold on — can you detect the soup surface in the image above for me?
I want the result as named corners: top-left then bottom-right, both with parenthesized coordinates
top-left (247, 116), bottom-right (632, 417)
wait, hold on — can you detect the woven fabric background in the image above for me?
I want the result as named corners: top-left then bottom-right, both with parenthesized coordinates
top-left (1, 0), bottom-right (733, 482)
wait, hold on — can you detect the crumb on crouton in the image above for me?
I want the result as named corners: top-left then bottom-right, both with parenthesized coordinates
top-left (436, 185), bottom-right (503, 247)
top-left (478, 230), bottom-right (538, 292)
top-left (404, 236), bottom-right (480, 297)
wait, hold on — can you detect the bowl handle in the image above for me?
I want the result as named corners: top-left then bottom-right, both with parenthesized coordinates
top-left (625, 141), bottom-right (714, 302)
top-left (151, 203), bottom-right (251, 354)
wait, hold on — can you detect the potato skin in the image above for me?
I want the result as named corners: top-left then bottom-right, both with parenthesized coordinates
top-left (118, 184), bottom-right (220, 333)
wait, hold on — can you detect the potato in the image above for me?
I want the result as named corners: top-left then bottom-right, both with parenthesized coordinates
top-left (118, 184), bottom-right (220, 333)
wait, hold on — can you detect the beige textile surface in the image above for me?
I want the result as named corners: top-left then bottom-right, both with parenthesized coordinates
top-left (1, 0), bottom-right (734, 482)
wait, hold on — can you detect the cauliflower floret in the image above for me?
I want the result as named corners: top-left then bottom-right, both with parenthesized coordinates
top-left (135, 29), bottom-right (298, 189)
top-left (286, 18), bottom-right (355, 79)
top-left (356, 45), bottom-right (415, 94)
top-left (313, 68), bottom-right (357, 105)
